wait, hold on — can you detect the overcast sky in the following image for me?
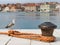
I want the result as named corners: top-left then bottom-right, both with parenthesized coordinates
top-left (0, 0), bottom-right (60, 4)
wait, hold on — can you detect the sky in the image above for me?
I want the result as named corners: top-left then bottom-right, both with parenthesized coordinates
top-left (0, 0), bottom-right (60, 4)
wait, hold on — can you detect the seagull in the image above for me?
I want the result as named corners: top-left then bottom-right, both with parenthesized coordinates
top-left (5, 19), bottom-right (15, 28)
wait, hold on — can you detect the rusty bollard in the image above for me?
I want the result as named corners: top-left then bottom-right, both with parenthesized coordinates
top-left (39, 22), bottom-right (57, 42)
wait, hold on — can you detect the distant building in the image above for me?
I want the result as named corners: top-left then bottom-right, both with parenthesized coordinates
top-left (2, 6), bottom-right (10, 12)
top-left (0, 2), bottom-right (58, 12)
top-left (10, 6), bottom-right (16, 12)
top-left (39, 2), bottom-right (56, 12)
top-left (15, 3), bottom-right (21, 9)
top-left (36, 3), bottom-right (40, 11)
top-left (15, 3), bottom-right (22, 12)
top-left (23, 3), bottom-right (36, 12)
top-left (1, 4), bottom-right (6, 11)
top-left (40, 4), bottom-right (50, 12)
top-left (56, 4), bottom-right (60, 12)
top-left (50, 4), bottom-right (56, 12)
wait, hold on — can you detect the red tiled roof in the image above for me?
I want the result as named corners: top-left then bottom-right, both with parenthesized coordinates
top-left (22, 3), bottom-right (37, 6)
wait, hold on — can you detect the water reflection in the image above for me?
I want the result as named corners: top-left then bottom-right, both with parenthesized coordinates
top-left (0, 12), bottom-right (60, 29)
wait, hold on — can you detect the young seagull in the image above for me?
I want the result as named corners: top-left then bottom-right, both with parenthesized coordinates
top-left (5, 19), bottom-right (15, 28)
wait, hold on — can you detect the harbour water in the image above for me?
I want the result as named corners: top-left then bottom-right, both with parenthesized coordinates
top-left (0, 12), bottom-right (60, 29)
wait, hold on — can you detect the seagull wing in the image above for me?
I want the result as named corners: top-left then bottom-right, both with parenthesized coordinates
top-left (5, 19), bottom-right (15, 28)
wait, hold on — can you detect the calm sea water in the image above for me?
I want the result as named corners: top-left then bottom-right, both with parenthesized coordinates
top-left (0, 12), bottom-right (60, 29)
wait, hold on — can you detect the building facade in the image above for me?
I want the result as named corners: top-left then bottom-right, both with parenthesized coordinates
top-left (56, 4), bottom-right (60, 12)
top-left (24, 3), bottom-right (36, 12)
top-left (40, 4), bottom-right (50, 12)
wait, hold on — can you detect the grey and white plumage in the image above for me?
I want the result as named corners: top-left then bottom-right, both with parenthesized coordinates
top-left (5, 19), bottom-right (15, 28)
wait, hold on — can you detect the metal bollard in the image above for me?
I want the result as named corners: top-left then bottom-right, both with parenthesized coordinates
top-left (38, 22), bottom-right (57, 42)
top-left (39, 22), bottom-right (57, 36)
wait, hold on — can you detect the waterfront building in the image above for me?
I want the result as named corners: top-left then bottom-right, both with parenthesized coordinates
top-left (1, 4), bottom-right (6, 11)
top-left (15, 3), bottom-right (21, 9)
top-left (2, 6), bottom-right (10, 12)
top-left (36, 3), bottom-right (40, 11)
top-left (10, 6), bottom-right (16, 12)
top-left (40, 2), bottom-right (56, 12)
top-left (49, 3), bottom-right (56, 12)
top-left (56, 4), bottom-right (60, 12)
top-left (24, 3), bottom-right (36, 12)
top-left (15, 3), bottom-right (22, 12)
top-left (40, 4), bottom-right (50, 12)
